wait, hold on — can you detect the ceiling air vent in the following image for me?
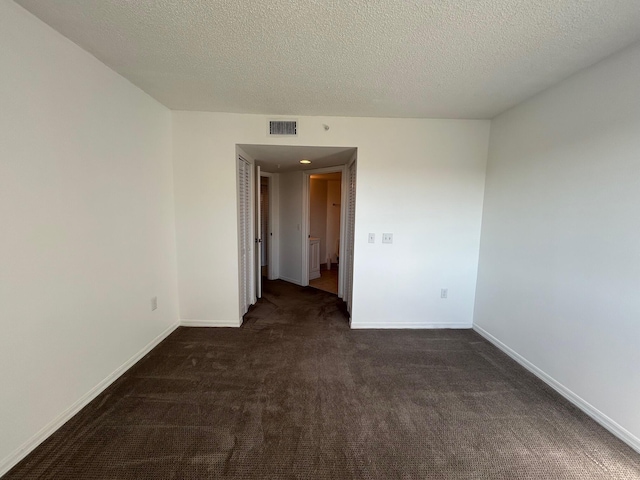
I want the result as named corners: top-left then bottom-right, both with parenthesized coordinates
top-left (269, 120), bottom-right (297, 136)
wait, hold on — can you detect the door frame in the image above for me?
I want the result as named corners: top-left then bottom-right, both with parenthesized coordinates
top-left (260, 171), bottom-right (279, 280)
top-left (302, 165), bottom-right (348, 298)
top-left (255, 164), bottom-right (262, 299)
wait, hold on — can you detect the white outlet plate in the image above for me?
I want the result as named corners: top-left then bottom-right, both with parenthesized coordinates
top-left (441, 289), bottom-right (448, 299)
top-left (382, 233), bottom-right (393, 244)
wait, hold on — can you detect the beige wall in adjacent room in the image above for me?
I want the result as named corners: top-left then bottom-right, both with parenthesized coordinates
top-left (310, 178), bottom-right (329, 263)
top-left (327, 180), bottom-right (342, 265)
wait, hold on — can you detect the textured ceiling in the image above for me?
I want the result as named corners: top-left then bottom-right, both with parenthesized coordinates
top-left (15, 0), bottom-right (640, 119)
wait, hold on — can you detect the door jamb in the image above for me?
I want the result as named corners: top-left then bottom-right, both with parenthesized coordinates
top-left (260, 171), bottom-right (279, 280)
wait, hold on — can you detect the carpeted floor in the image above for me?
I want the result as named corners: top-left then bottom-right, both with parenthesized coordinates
top-left (6, 280), bottom-right (640, 479)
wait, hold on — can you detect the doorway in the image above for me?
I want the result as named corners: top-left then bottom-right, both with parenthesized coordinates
top-left (306, 171), bottom-right (342, 295)
top-left (236, 144), bottom-right (357, 319)
top-left (302, 157), bottom-right (356, 312)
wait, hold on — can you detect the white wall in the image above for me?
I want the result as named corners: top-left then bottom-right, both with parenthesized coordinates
top-left (474, 42), bottom-right (640, 450)
top-left (172, 112), bottom-right (490, 328)
top-left (279, 171), bottom-right (304, 285)
top-left (0, 2), bottom-right (179, 473)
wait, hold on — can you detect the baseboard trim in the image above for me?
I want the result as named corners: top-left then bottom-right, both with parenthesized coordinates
top-left (350, 322), bottom-right (472, 329)
top-left (180, 319), bottom-right (241, 328)
top-left (473, 324), bottom-right (640, 454)
top-left (0, 321), bottom-right (180, 477)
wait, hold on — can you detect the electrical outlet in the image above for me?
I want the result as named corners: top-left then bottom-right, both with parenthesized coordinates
top-left (368, 233), bottom-right (375, 243)
top-left (382, 233), bottom-right (393, 244)
top-left (151, 296), bottom-right (158, 311)
top-left (441, 289), bottom-right (448, 299)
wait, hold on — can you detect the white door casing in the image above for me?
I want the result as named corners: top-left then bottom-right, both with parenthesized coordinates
top-left (255, 164), bottom-right (262, 299)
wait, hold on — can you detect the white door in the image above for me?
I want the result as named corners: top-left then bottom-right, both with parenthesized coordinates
top-left (255, 165), bottom-right (262, 299)
top-left (260, 180), bottom-right (269, 268)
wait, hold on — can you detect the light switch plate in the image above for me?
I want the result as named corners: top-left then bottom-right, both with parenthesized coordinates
top-left (368, 233), bottom-right (375, 243)
top-left (382, 233), bottom-right (393, 244)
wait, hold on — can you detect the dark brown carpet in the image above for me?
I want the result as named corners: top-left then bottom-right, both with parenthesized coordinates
top-left (6, 280), bottom-right (640, 479)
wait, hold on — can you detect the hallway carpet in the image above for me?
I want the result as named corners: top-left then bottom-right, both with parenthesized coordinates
top-left (6, 280), bottom-right (640, 479)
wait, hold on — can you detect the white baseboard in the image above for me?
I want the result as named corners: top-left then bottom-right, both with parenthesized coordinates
top-left (180, 319), bottom-right (241, 328)
top-left (473, 324), bottom-right (640, 454)
top-left (350, 321), bottom-right (472, 329)
top-left (0, 321), bottom-right (180, 477)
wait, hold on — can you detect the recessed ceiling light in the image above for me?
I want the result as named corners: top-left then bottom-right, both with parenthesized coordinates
top-left (299, 159), bottom-right (311, 164)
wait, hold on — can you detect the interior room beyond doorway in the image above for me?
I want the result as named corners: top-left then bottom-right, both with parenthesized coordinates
top-left (236, 144), bottom-right (357, 320)
top-left (309, 172), bottom-right (342, 295)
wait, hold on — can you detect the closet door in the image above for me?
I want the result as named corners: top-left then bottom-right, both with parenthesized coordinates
top-left (254, 165), bottom-right (262, 299)
top-left (237, 156), bottom-right (253, 316)
top-left (344, 159), bottom-right (357, 313)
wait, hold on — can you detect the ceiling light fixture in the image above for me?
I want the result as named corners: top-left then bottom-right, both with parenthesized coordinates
top-left (299, 159), bottom-right (311, 164)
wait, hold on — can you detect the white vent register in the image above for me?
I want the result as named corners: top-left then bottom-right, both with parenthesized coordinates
top-left (268, 120), bottom-right (297, 136)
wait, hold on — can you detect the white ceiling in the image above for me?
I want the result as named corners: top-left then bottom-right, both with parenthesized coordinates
top-left (239, 145), bottom-right (355, 173)
top-left (15, 0), bottom-right (640, 119)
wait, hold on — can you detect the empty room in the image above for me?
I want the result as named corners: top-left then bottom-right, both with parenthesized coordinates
top-left (1, 1), bottom-right (639, 478)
